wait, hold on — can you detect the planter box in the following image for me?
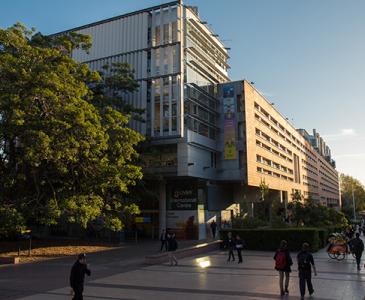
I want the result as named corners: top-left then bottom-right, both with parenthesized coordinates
top-left (0, 257), bottom-right (20, 264)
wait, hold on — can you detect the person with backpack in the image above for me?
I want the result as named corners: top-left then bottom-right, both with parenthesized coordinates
top-left (349, 232), bottom-right (364, 270)
top-left (225, 232), bottom-right (235, 262)
top-left (235, 235), bottom-right (245, 264)
top-left (273, 240), bottom-right (293, 296)
top-left (297, 242), bottom-right (317, 300)
top-left (167, 232), bottom-right (178, 266)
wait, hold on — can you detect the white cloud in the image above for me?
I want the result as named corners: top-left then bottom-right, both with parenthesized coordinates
top-left (340, 128), bottom-right (356, 136)
top-left (323, 128), bottom-right (358, 140)
top-left (334, 153), bottom-right (365, 159)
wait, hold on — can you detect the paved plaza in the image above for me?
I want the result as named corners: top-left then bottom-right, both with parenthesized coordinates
top-left (4, 246), bottom-right (364, 300)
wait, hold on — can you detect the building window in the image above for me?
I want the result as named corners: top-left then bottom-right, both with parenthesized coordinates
top-left (236, 94), bottom-right (242, 112)
top-left (155, 48), bottom-right (160, 74)
top-left (163, 48), bottom-right (169, 72)
top-left (163, 23), bottom-right (169, 44)
top-left (172, 21), bottom-right (177, 42)
top-left (154, 102), bottom-right (160, 134)
top-left (238, 122), bottom-right (244, 140)
top-left (172, 46), bottom-right (177, 71)
top-left (155, 26), bottom-right (160, 46)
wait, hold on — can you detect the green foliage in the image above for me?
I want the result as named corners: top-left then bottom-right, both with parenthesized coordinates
top-left (288, 199), bottom-right (348, 228)
top-left (0, 23), bottom-right (144, 232)
top-left (221, 228), bottom-right (323, 251)
top-left (0, 206), bottom-right (25, 238)
top-left (340, 174), bottom-right (365, 219)
top-left (232, 216), bottom-right (268, 229)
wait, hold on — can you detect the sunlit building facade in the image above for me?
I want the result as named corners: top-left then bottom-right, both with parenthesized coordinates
top-left (58, 1), bottom-right (340, 239)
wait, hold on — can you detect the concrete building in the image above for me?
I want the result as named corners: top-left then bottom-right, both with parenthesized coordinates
top-left (57, 1), bottom-right (340, 239)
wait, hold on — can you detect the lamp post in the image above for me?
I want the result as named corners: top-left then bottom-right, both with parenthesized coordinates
top-left (352, 184), bottom-right (356, 222)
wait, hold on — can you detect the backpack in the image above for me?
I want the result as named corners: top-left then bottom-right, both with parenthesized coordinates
top-left (275, 251), bottom-right (287, 270)
top-left (351, 238), bottom-right (364, 253)
top-left (298, 252), bottom-right (311, 270)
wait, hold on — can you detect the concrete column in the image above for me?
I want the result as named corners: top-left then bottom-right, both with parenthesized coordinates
top-left (280, 190), bottom-right (288, 218)
top-left (159, 181), bottom-right (167, 234)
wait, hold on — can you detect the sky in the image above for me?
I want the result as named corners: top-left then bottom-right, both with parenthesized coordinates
top-left (1, 0), bottom-right (364, 185)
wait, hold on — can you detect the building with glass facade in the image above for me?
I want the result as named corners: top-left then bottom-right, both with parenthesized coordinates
top-left (57, 1), bottom-right (340, 239)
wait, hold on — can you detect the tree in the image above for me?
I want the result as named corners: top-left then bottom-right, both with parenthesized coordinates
top-left (0, 23), bottom-right (143, 232)
top-left (340, 174), bottom-right (365, 219)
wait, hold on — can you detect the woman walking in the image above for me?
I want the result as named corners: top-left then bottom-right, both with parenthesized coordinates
top-left (274, 240), bottom-right (293, 296)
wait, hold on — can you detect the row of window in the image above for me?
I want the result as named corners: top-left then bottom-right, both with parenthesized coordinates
top-left (186, 21), bottom-right (228, 69)
top-left (152, 76), bottom-right (178, 135)
top-left (301, 159), bottom-right (318, 173)
top-left (154, 46), bottom-right (178, 75)
top-left (303, 175), bottom-right (318, 184)
top-left (256, 155), bottom-right (294, 175)
top-left (152, 21), bottom-right (178, 46)
top-left (302, 165), bottom-right (318, 177)
top-left (302, 181), bottom-right (319, 189)
top-left (255, 140), bottom-right (293, 163)
top-left (257, 167), bottom-right (294, 182)
top-left (319, 161), bottom-right (338, 180)
top-left (254, 102), bottom-right (320, 163)
top-left (255, 127), bottom-right (293, 159)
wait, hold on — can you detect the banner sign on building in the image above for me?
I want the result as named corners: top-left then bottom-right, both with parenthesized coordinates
top-left (168, 183), bottom-right (198, 210)
top-left (166, 210), bottom-right (198, 239)
top-left (223, 85), bottom-right (236, 160)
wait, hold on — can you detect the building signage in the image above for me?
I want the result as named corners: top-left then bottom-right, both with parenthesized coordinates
top-left (223, 85), bottom-right (236, 160)
top-left (169, 186), bottom-right (198, 210)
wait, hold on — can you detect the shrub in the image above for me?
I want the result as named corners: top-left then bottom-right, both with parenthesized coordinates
top-left (231, 216), bottom-right (268, 229)
top-left (0, 206), bottom-right (25, 239)
top-left (220, 228), bottom-right (322, 251)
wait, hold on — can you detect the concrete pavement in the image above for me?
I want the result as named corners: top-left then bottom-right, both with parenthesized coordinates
top-left (10, 246), bottom-right (365, 300)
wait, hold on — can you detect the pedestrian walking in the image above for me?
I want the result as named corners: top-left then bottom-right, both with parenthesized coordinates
top-left (69, 253), bottom-right (91, 300)
top-left (160, 229), bottom-right (167, 252)
top-left (350, 232), bottom-right (364, 271)
top-left (210, 220), bottom-right (217, 239)
top-left (167, 233), bottom-right (178, 266)
top-left (225, 232), bottom-right (235, 262)
top-left (273, 240), bottom-right (293, 296)
top-left (235, 235), bottom-right (245, 264)
top-left (297, 243), bottom-right (317, 300)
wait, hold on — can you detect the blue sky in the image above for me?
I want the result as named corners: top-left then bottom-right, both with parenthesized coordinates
top-left (1, 0), bottom-right (364, 185)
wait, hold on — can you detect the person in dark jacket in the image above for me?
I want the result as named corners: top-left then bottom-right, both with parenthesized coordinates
top-left (160, 229), bottom-right (168, 252)
top-left (235, 235), bottom-right (245, 264)
top-left (225, 232), bottom-right (235, 262)
top-left (273, 240), bottom-right (293, 296)
top-left (297, 243), bottom-right (317, 300)
top-left (350, 232), bottom-right (364, 270)
top-left (210, 220), bottom-right (218, 239)
top-left (167, 233), bottom-right (178, 266)
top-left (70, 253), bottom-right (91, 300)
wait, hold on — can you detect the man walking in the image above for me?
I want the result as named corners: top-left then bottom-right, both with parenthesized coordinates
top-left (167, 232), bottom-right (178, 266)
top-left (350, 232), bottom-right (364, 270)
top-left (160, 229), bottom-right (167, 252)
top-left (235, 234), bottom-right (245, 264)
top-left (297, 243), bottom-right (317, 300)
top-left (70, 253), bottom-right (91, 300)
top-left (225, 232), bottom-right (235, 262)
top-left (210, 220), bottom-right (217, 239)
